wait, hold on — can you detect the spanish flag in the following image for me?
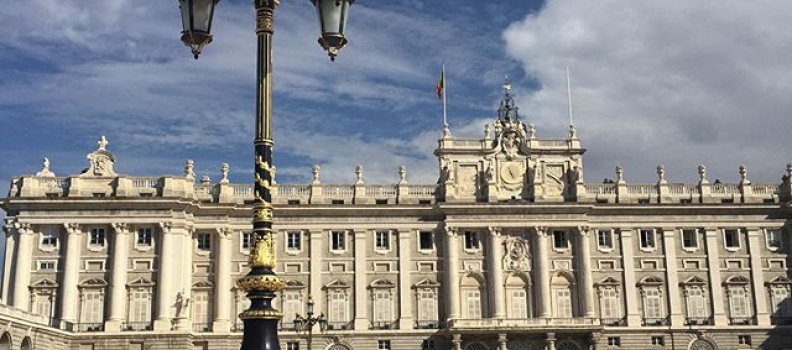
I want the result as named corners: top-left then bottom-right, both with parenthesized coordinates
top-left (436, 66), bottom-right (445, 100)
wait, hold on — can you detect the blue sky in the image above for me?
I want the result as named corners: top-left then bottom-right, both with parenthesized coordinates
top-left (2, 0), bottom-right (792, 198)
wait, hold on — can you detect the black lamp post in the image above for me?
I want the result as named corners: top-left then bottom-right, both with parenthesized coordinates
top-left (176, 1), bottom-right (355, 350)
top-left (293, 296), bottom-right (327, 350)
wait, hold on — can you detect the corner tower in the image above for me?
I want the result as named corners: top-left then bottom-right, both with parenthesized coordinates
top-left (435, 79), bottom-right (586, 203)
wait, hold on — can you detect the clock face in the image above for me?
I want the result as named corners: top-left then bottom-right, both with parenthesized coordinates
top-left (500, 162), bottom-right (524, 184)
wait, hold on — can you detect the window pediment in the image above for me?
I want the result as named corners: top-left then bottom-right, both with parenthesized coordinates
top-left (413, 278), bottom-right (440, 289)
top-left (639, 276), bottom-right (663, 286)
top-left (324, 279), bottom-right (350, 289)
top-left (31, 278), bottom-right (59, 289)
top-left (370, 279), bottom-right (395, 289)
top-left (681, 276), bottom-right (707, 286)
top-left (192, 280), bottom-right (214, 290)
top-left (724, 275), bottom-right (750, 285)
top-left (767, 276), bottom-right (792, 286)
top-left (127, 277), bottom-right (155, 288)
top-left (284, 280), bottom-right (307, 289)
top-left (79, 277), bottom-right (108, 288)
top-left (596, 277), bottom-right (620, 287)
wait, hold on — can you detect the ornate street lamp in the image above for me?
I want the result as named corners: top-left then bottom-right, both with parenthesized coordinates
top-left (176, 1), bottom-right (355, 350)
top-left (293, 296), bottom-right (327, 350)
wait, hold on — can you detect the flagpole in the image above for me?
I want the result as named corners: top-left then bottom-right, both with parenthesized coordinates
top-left (442, 64), bottom-right (448, 127)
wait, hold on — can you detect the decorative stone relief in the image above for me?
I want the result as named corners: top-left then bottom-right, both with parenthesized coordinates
top-left (503, 236), bottom-right (531, 271)
top-left (81, 136), bottom-right (116, 177)
top-left (544, 164), bottom-right (565, 196)
top-left (457, 165), bottom-right (478, 197)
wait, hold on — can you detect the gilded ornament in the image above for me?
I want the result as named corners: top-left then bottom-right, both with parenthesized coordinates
top-left (239, 308), bottom-right (283, 320)
top-left (236, 274), bottom-right (285, 292)
top-left (248, 234), bottom-right (277, 268)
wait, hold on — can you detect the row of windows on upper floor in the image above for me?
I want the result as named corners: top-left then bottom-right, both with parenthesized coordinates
top-left (33, 227), bottom-right (786, 256)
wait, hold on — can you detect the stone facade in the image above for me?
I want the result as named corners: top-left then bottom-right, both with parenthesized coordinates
top-left (2, 93), bottom-right (792, 350)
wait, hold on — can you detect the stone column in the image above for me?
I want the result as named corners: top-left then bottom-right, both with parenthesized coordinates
top-left (747, 228), bottom-right (770, 325)
top-left (488, 227), bottom-right (505, 318)
top-left (174, 226), bottom-right (193, 331)
top-left (353, 229), bottom-right (368, 330)
top-left (154, 223), bottom-right (177, 331)
top-left (213, 227), bottom-right (232, 332)
top-left (452, 334), bottom-right (463, 350)
top-left (547, 334), bottom-right (556, 350)
top-left (534, 227), bottom-right (551, 318)
top-left (661, 228), bottom-right (684, 326)
top-left (576, 227), bottom-right (595, 318)
top-left (59, 223), bottom-right (83, 322)
top-left (704, 228), bottom-right (727, 325)
top-left (11, 223), bottom-right (34, 311)
top-left (2, 225), bottom-right (16, 302)
top-left (398, 229), bottom-right (414, 329)
top-left (497, 334), bottom-right (508, 350)
top-left (309, 230), bottom-right (323, 314)
top-left (106, 223), bottom-right (130, 330)
top-left (444, 227), bottom-right (461, 321)
top-left (619, 228), bottom-right (641, 326)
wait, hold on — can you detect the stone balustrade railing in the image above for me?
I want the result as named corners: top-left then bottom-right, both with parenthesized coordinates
top-left (449, 317), bottom-right (599, 329)
top-left (7, 174), bottom-right (790, 205)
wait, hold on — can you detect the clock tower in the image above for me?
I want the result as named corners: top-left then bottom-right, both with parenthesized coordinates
top-left (435, 79), bottom-right (586, 203)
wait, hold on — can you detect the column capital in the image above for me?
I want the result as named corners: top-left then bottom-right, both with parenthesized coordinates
top-left (353, 229), bottom-right (368, 238)
top-left (576, 226), bottom-right (590, 236)
top-left (308, 229), bottom-right (324, 237)
top-left (534, 226), bottom-right (548, 236)
top-left (64, 222), bottom-right (82, 235)
top-left (618, 228), bottom-right (633, 236)
top-left (14, 221), bottom-right (33, 235)
top-left (158, 222), bottom-right (172, 234)
top-left (488, 226), bottom-right (502, 236)
top-left (444, 225), bottom-right (458, 236)
top-left (111, 222), bottom-right (130, 234)
top-left (216, 227), bottom-right (232, 240)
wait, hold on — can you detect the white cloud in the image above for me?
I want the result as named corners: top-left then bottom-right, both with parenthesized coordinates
top-left (504, 0), bottom-right (792, 183)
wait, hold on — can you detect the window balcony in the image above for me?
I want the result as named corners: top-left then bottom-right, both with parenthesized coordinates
top-left (729, 317), bottom-right (756, 325)
top-left (642, 317), bottom-right (669, 326)
top-left (123, 322), bottom-right (153, 331)
top-left (415, 320), bottom-right (441, 329)
top-left (324, 321), bottom-right (353, 331)
top-left (600, 317), bottom-right (626, 326)
top-left (77, 323), bottom-right (104, 332)
top-left (49, 318), bottom-right (75, 332)
top-left (685, 317), bottom-right (713, 326)
top-left (192, 323), bottom-right (212, 332)
top-left (369, 321), bottom-right (396, 330)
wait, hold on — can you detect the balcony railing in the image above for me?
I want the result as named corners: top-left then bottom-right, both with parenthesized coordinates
top-left (192, 323), bottom-right (212, 332)
top-left (415, 320), bottom-right (441, 329)
top-left (642, 317), bottom-right (669, 326)
top-left (49, 318), bottom-right (75, 332)
top-left (123, 322), bottom-right (153, 331)
top-left (729, 317), bottom-right (756, 325)
top-left (449, 317), bottom-right (599, 329)
top-left (600, 318), bottom-right (626, 326)
top-left (77, 323), bottom-right (104, 332)
top-left (325, 321), bottom-right (353, 331)
top-left (685, 317), bottom-right (713, 326)
top-left (369, 321), bottom-right (396, 330)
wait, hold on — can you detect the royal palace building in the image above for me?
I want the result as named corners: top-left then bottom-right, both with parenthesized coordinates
top-left (1, 90), bottom-right (792, 350)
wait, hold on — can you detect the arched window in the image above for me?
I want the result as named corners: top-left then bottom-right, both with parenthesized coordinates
top-left (460, 274), bottom-right (486, 319)
top-left (767, 276), bottom-right (792, 324)
top-left (557, 340), bottom-right (583, 350)
top-left (551, 272), bottom-right (576, 319)
top-left (505, 274), bottom-right (532, 319)
top-left (20, 337), bottom-right (31, 350)
top-left (0, 332), bottom-right (11, 350)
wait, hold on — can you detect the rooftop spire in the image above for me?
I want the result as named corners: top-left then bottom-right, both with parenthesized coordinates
top-left (498, 76), bottom-right (519, 121)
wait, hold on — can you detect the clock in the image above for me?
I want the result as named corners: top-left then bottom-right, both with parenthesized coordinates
top-left (500, 162), bottom-right (524, 184)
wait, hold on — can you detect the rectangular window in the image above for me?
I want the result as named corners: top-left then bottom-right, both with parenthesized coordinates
top-left (640, 229), bottom-right (655, 249)
top-left (375, 231), bottom-right (390, 251)
top-left (644, 289), bottom-right (663, 319)
top-left (197, 233), bottom-right (211, 251)
top-left (597, 230), bottom-right (613, 250)
top-left (738, 335), bottom-right (751, 346)
top-left (328, 290), bottom-right (348, 325)
top-left (600, 288), bottom-right (619, 319)
top-left (192, 291), bottom-right (211, 329)
top-left (729, 288), bottom-right (750, 318)
top-left (378, 340), bottom-right (391, 350)
top-left (607, 337), bottom-right (621, 347)
top-left (137, 228), bottom-right (153, 246)
top-left (724, 229), bottom-right (740, 249)
top-left (682, 229), bottom-right (698, 249)
top-left (553, 230), bottom-right (569, 249)
top-left (766, 229), bottom-right (783, 250)
top-left (34, 293), bottom-right (53, 318)
top-left (283, 292), bottom-right (302, 327)
top-left (373, 290), bottom-right (392, 322)
top-left (80, 290), bottom-right (104, 324)
top-left (419, 231), bottom-right (434, 250)
top-left (422, 340), bottom-right (436, 350)
top-left (556, 289), bottom-right (572, 318)
top-left (331, 231), bottom-right (346, 251)
top-left (651, 336), bottom-right (664, 346)
top-left (464, 231), bottom-right (480, 250)
top-left (511, 290), bottom-right (528, 319)
top-left (89, 228), bottom-right (106, 247)
top-left (466, 290), bottom-right (482, 319)
top-left (38, 261), bottom-right (56, 270)
top-left (129, 289), bottom-right (152, 325)
top-left (417, 290), bottom-right (438, 322)
top-left (241, 232), bottom-right (253, 250)
top-left (772, 287), bottom-right (791, 316)
top-left (687, 288), bottom-right (707, 318)
top-left (286, 232), bottom-right (301, 251)
top-left (286, 342), bottom-right (300, 350)
top-left (41, 229), bottom-right (58, 247)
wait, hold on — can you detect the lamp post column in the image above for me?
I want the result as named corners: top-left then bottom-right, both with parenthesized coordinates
top-left (236, 2), bottom-right (286, 350)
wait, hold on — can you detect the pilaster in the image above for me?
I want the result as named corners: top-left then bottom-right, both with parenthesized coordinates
top-left (444, 226), bottom-right (460, 321)
top-left (11, 223), bottom-right (34, 311)
top-left (106, 223), bottom-right (130, 331)
top-left (213, 227), bottom-right (233, 333)
top-left (619, 228), bottom-right (641, 326)
top-left (534, 227), bottom-right (551, 318)
top-left (2, 226), bottom-right (16, 302)
top-left (309, 230), bottom-right (323, 315)
top-left (747, 228), bottom-right (770, 325)
top-left (174, 225), bottom-right (194, 331)
top-left (488, 227), bottom-right (505, 318)
top-left (154, 222), bottom-right (177, 331)
top-left (661, 228), bottom-right (684, 326)
top-left (59, 223), bottom-right (83, 322)
top-left (704, 228), bottom-right (728, 325)
top-left (397, 229), bottom-right (413, 330)
top-left (576, 227), bottom-right (595, 318)
top-left (353, 229), bottom-right (368, 330)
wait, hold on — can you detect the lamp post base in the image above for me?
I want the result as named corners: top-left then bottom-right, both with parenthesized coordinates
top-left (241, 319), bottom-right (281, 350)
